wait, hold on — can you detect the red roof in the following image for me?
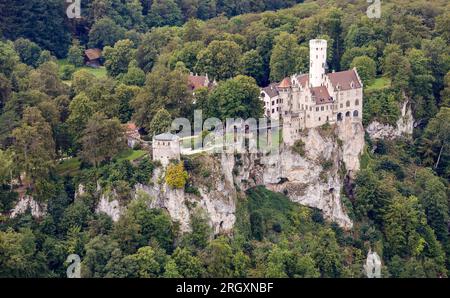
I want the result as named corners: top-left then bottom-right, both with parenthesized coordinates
top-left (278, 77), bottom-right (291, 88)
top-left (311, 86), bottom-right (333, 105)
top-left (296, 74), bottom-right (309, 87)
top-left (327, 69), bottom-right (361, 91)
top-left (124, 122), bottom-right (137, 132)
top-left (188, 75), bottom-right (208, 90)
top-left (85, 48), bottom-right (102, 61)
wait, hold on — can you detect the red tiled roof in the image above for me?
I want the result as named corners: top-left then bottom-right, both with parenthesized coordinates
top-left (327, 69), bottom-right (361, 91)
top-left (296, 74), bottom-right (309, 87)
top-left (188, 75), bottom-right (208, 90)
top-left (278, 77), bottom-right (291, 88)
top-left (311, 86), bottom-right (333, 105)
top-left (85, 48), bottom-right (102, 60)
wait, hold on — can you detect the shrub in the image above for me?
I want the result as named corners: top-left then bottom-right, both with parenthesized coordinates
top-left (292, 139), bottom-right (306, 156)
top-left (60, 65), bottom-right (76, 80)
top-left (165, 162), bottom-right (188, 189)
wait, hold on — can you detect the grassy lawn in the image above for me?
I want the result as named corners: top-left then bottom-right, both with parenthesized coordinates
top-left (57, 59), bottom-right (107, 81)
top-left (366, 77), bottom-right (391, 91)
top-left (55, 158), bottom-right (81, 177)
top-left (115, 149), bottom-right (148, 162)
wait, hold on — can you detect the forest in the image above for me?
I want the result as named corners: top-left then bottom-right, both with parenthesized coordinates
top-left (0, 0), bottom-right (449, 278)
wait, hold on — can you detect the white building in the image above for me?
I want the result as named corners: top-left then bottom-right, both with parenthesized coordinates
top-left (260, 39), bottom-right (364, 145)
top-left (152, 133), bottom-right (181, 167)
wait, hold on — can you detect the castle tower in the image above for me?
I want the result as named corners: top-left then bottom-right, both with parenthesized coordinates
top-left (309, 39), bottom-right (327, 88)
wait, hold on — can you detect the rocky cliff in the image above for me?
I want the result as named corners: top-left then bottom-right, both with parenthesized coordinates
top-left (366, 100), bottom-right (414, 140)
top-left (233, 119), bottom-right (364, 230)
top-left (84, 119), bottom-right (365, 234)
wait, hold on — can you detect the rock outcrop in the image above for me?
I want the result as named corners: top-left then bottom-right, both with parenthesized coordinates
top-left (366, 100), bottom-right (414, 140)
top-left (92, 120), bottom-right (364, 233)
top-left (10, 195), bottom-right (46, 218)
top-left (233, 119), bottom-right (363, 230)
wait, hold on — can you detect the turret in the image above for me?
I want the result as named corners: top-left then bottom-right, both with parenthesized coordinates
top-left (309, 39), bottom-right (327, 88)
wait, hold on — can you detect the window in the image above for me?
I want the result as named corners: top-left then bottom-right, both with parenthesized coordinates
top-left (353, 110), bottom-right (359, 117)
top-left (355, 99), bottom-right (359, 106)
top-left (316, 107), bottom-right (319, 112)
top-left (346, 101), bottom-right (350, 107)
top-left (321, 106), bottom-right (324, 111)
top-left (340, 103), bottom-right (343, 109)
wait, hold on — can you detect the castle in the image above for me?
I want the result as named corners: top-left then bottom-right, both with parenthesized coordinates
top-left (260, 39), bottom-right (363, 145)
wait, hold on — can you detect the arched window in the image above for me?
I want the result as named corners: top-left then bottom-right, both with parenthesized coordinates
top-left (355, 99), bottom-right (359, 106)
top-left (346, 101), bottom-right (350, 107)
top-left (353, 110), bottom-right (359, 117)
top-left (345, 111), bottom-right (351, 117)
top-left (337, 113), bottom-right (343, 121)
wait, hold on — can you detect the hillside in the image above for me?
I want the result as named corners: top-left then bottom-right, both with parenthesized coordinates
top-left (0, 0), bottom-right (449, 278)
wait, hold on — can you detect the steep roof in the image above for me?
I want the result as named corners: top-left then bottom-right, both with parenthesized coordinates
top-left (278, 77), bottom-right (291, 88)
top-left (188, 75), bottom-right (208, 90)
top-left (296, 74), bottom-right (309, 87)
top-left (327, 69), bottom-right (361, 91)
top-left (154, 133), bottom-right (179, 141)
top-left (311, 86), bottom-right (333, 105)
top-left (262, 83), bottom-right (279, 98)
top-left (85, 48), bottom-right (102, 60)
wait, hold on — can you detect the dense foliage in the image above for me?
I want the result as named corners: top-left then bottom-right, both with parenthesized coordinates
top-left (0, 0), bottom-right (449, 278)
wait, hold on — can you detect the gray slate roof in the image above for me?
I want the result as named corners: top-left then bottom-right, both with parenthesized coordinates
top-left (153, 133), bottom-right (179, 141)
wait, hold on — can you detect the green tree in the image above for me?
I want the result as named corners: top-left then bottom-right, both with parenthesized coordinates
top-left (241, 50), bottom-right (265, 86)
top-left (340, 46), bottom-right (377, 70)
top-left (103, 39), bottom-right (135, 77)
top-left (202, 237), bottom-right (234, 278)
top-left (81, 235), bottom-right (120, 278)
top-left (12, 107), bottom-right (55, 183)
top-left (123, 246), bottom-right (164, 278)
top-left (149, 108), bottom-right (172, 136)
top-left (419, 107), bottom-right (450, 178)
top-left (383, 47), bottom-right (411, 91)
top-left (0, 228), bottom-right (47, 277)
top-left (415, 168), bottom-right (449, 242)
top-left (67, 92), bottom-right (97, 136)
top-left (421, 38), bottom-right (450, 98)
top-left (196, 40), bottom-right (242, 81)
top-left (88, 18), bottom-right (126, 49)
top-left (13, 38), bottom-right (42, 67)
top-left (170, 247), bottom-right (204, 277)
top-left (270, 32), bottom-right (307, 82)
top-left (350, 56), bottom-right (376, 85)
top-left (67, 40), bottom-right (85, 67)
top-left (208, 75), bottom-right (263, 119)
top-left (383, 196), bottom-right (426, 258)
top-left (131, 66), bottom-right (191, 131)
top-left (0, 41), bottom-right (19, 76)
top-left (80, 113), bottom-right (125, 167)
top-left (0, 149), bottom-right (14, 185)
top-left (147, 0), bottom-right (183, 28)
top-left (114, 83), bottom-right (141, 123)
top-left (122, 65), bottom-right (146, 86)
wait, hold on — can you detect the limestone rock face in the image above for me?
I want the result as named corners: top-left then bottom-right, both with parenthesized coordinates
top-left (96, 194), bottom-right (122, 222)
top-left (10, 195), bottom-right (46, 218)
top-left (93, 121), bottom-right (364, 233)
top-left (338, 120), bottom-right (365, 177)
top-left (366, 100), bottom-right (414, 140)
top-left (234, 120), bottom-right (364, 230)
top-left (134, 162), bottom-right (236, 235)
